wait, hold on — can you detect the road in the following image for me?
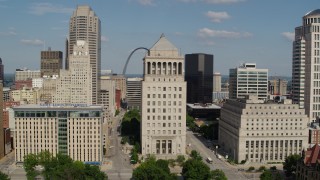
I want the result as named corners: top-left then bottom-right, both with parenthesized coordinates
top-left (105, 110), bottom-right (133, 180)
top-left (186, 130), bottom-right (247, 180)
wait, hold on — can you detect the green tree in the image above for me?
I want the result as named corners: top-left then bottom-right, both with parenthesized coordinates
top-left (283, 154), bottom-right (301, 177)
top-left (182, 159), bottom-right (211, 180)
top-left (190, 150), bottom-right (202, 161)
top-left (270, 166), bottom-right (277, 171)
top-left (156, 159), bottom-right (170, 174)
top-left (132, 157), bottom-right (176, 180)
top-left (24, 151), bottom-right (108, 180)
top-left (247, 166), bottom-right (255, 172)
top-left (211, 169), bottom-right (227, 180)
top-left (258, 166), bottom-right (266, 172)
top-left (274, 171), bottom-right (284, 180)
top-left (23, 153), bottom-right (39, 180)
top-left (0, 171), bottom-right (10, 180)
top-left (130, 148), bottom-right (138, 164)
top-left (260, 170), bottom-right (273, 180)
top-left (115, 109), bottom-right (120, 116)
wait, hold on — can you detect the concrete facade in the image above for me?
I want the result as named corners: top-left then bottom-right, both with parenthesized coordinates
top-left (268, 79), bottom-right (288, 96)
top-left (213, 72), bottom-right (221, 92)
top-left (10, 87), bottom-right (40, 104)
top-left (293, 10), bottom-right (320, 121)
top-left (126, 77), bottom-right (142, 110)
top-left (111, 75), bottom-right (126, 100)
top-left (15, 68), bottom-right (40, 81)
top-left (40, 48), bottom-right (63, 77)
top-left (141, 34), bottom-right (186, 158)
top-left (53, 40), bottom-right (92, 105)
top-left (219, 95), bottom-right (309, 163)
top-left (13, 104), bottom-right (103, 163)
top-left (68, 5), bottom-right (101, 105)
top-left (229, 63), bottom-right (268, 100)
top-left (100, 76), bottom-right (116, 117)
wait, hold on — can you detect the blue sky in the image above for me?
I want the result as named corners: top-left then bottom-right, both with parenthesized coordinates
top-left (0, 0), bottom-right (318, 76)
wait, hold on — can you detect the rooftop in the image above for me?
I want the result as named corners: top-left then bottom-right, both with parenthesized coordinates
top-left (303, 144), bottom-right (320, 166)
top-left (305, 9), bottom-right (320, 17)
top-left (187, 103), bottom-right (221, 109)
top-left (13, 104), bottom-right (103, 111)
top-left (150, 34), bottom-right (178, 52)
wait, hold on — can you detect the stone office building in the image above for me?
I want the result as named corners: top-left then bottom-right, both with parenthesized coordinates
top-left (219, 95), bottom-right (308, 163)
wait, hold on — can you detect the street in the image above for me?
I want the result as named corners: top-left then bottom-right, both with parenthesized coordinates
top-left (105, 110), bottom-right (133, 180)
top-left (186, 130), bottom-right (248, 180)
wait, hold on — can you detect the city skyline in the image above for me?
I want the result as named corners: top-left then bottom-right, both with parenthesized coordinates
top-left (0, 0), bottom-right (318, 76)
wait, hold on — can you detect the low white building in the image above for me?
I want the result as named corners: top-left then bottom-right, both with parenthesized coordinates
top-left (219, 95), bottom-right (308, 163)
top-left (32, 78), bottom-right (44, 88)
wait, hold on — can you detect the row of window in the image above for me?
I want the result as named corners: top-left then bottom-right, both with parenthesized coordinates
top-left (147, 93), bottom-right (182, 99)
top-left (147, 108), bottom-right (182, 113)
top-left (147, 122), bottom-right (182, 128)
top-left (147, 115), bottom-right (182, 120)
top-left (246, 132), bottom-right (304, 136)
top-left (147, 129), bottom-right (181, 135)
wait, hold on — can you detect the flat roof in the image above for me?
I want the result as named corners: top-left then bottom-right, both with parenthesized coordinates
top-left (13, 104), bottom-right (103, 111)
top-left (187, 103), bottom-right (221, 109)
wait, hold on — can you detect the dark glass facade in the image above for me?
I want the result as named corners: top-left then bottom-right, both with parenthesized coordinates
top-left (185, 53), bottom-right (213, 103)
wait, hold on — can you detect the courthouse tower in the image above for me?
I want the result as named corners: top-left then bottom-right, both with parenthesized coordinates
top-left (141, 34), bottom-right (186, 158)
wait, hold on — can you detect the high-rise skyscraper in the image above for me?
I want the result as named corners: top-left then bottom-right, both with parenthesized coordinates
top-left (68, 5), bottom-right (101, 104)
top-left (185, 53), bottom-right (213, 104)
top-left (141, 34), bottom-right (186, 158)
top-left (213, 72), bottom-right (221, 92)
top-left (53, 40), bottom-right (92, 105)
top-left (229, 63), bottom-right (268, 100)
top-left (292, 9), bottom-right (320, 121)
top-left (40, 48), bottom-right (63, 77)
top-left (0, 58), bottom-right (4, 82)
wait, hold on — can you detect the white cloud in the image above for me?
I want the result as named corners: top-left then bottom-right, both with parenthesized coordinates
top-left (21, 39), bottom-right (44, 46)
top-left (281, 32), bottom-right (294, 41)
top-left (101, 36), bottom-right (109, 42)
top-left (206, 11), bottom-right (230, 23)
top-left (198, 27), bottom-right (252, 38)
top-left (137, 0), bottom-right (155, 6)
top-left (203, 0), bottom-right (245, 4)
top-left (29, 3), bottom-right (73, 15)
top-left (0, 31), bottom-right (17, 36)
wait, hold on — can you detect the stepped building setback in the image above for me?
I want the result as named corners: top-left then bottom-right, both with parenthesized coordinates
top-left (141, 34), bottom-right (186, 158)
top-left (68, 5), bottom-right (101, 104)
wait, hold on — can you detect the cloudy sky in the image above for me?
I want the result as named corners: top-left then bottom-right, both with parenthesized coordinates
top-left (0, 0), bottom-right (318, 76)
